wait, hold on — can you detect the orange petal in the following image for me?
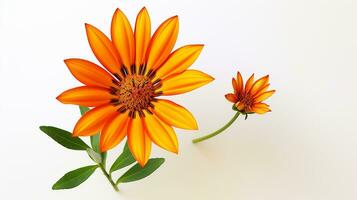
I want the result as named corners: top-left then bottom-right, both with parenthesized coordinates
top-left (236, 71), bottom-right (244, 93)
top-left (159, 70), bottom-right (214, 96)
top-left (225, 93), bottom-right (238, 103)
top-left (235, 101), bottom-right (246, 111)
top-left (249, 75), bottom-right (269, 95)
top-left (127, 117), bottom-right (151, 166)
top-left (111, 8), bottom-right (135, 68)
top-left (253, 83), bottom-right (270, 97)
top-left (152, 99), bottom-right (198, 130)
top-left (85, 23), bottom-right (122, 75)
top-left (100, 111), bottom-right (129, 152)
top-left (73, 104), bottom-right (117, 136)
top-left (244, 74), bottom-right (255, 94)
top-left (57, 86), bottom-right (113, 107)
top-left (64, 59), bottom-right (114, 87)
top-left (134, 7), bottom-right (151, 70)
top-left (254, 90), bottom-right (275, 103)
top-left (146, 16), bottom-right (179, 71)
top-left (251, 103), bottom-right (271, 114)
top-left (143, 112), bottom-right (178, 154)
top-left (155, 45), bottom-right (204, 80)
top-left (232, 78), bottom-right (238, 92)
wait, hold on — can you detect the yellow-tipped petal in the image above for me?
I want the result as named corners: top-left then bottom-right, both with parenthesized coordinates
top-left (146, 16), bottom-right (179, 71)
top-left (85, 23), bottom-right (122, 75)
top-left (253, 83), bottom-right (270, 98)
top-left (152, 99), bottom-right (198, 130)
top-left (73, 104), bottom-right (117, 136)
top-left (135, 7), bottom-right (151, 69)
top-left (159, 70), bottom-right (214, 96)
top-left (155, 44), bottom-right (204, 79)
top-left (250, 75), bottom-right (269, 95)
top-left (143, 113), bottom-right (178, 154)
top-left (100, 112), bottom-right (129, 152)
top-left (64, 59), bottom-right (115, 87)
top-left (251, 103), bottom-right (271, 114)
top-left (244, 74), bottom-right (255, 93)
top-left (111, 8), bottom-right (135, 68)
top-left (127, 117), bottom-right (151, 166)
top-left (57, 86), bottom-right (113, 107)
top-left (254, 90), bottom-right (275, 103)
top-left (225, 93), bottom-right (237, 103)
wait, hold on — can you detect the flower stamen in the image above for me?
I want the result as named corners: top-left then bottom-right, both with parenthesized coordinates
top-left (110, 73), bottom-right (158, 118)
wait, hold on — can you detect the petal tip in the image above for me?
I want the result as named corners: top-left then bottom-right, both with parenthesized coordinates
top-left (99, 143), bottom-right (108, 153)
top-left (192, 120), bottom-right (199, 130)
top-left (72, 131), bottom-right (80, 137)
top-left (138, 159), bottom-right (148, 167)
top-left (194, 44), bottom-right (205, 50)
top-left (207, 74), bottom-right (215, 81)
top-left (140, 6), bottom-right (148, 12)
top-left (113, 8), bottom-right (121, 15)
top-left (169, 15), bottom-right (179, 22)
top-left (56, 94), bottom-right (64, 103)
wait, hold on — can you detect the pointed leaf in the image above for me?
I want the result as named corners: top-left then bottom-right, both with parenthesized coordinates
top-left (116, 158), bottom-right (165, 184)
top-left (52, 165), bottom-right (98, 190)
top-left (90, 133), bottom-right (100, 152)
top-left (86, 148), bottom-right (102, 164)
top-left (79, 105), bottom-right (90, 115)
top-left (39, 126), bottom-right (89, 150)
top-left (110, 142), bottom-right (135, 173)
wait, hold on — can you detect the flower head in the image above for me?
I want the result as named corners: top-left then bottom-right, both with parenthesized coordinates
top-left (225, 71), bottom-right (275, 114)
top-left (57, 7), bottom-right (214, 166)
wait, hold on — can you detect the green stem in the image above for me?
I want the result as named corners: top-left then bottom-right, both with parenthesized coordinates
top-left (99, 164), bottom-right (119, 192)
top-left (192, 112), bottom-right (240, 143)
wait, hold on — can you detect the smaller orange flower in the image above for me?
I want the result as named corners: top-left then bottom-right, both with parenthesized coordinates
top-left (225, 72), bottom-right (275, 114)
top-left (192, 70), bottom-right (275, 143)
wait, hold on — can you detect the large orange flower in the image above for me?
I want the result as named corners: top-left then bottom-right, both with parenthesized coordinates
top-left (225, 71), bottom-right (275, 114)
top-left (57, 7), bottom-right (214, 166)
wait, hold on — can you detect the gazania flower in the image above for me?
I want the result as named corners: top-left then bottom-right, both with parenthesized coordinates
top-left (225, 72), bottom-right (275, 114)
top-left (192, 71), bottom-right (275, 143)
top-left (57, 7), bottom-right (214, 166)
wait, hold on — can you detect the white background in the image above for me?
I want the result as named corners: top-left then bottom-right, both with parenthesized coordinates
top-left (1, 0), bottom-right (357, 199)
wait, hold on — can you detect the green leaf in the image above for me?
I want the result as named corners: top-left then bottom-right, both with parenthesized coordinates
top-left (79, 105), bottom-right (90, 115)
top-left (110, 142), bottom-right (135, 173)
top-left (86, 148), bottom-right (102, 164)
top-left (90, 134), bottom-right (100, 152)
top-left (52, 165), bottom-right (98, 190)
top-left (116, 158), bottom-right (165, 184)
top-left (101, 151), bottom-right (107, 165)
top-left (39, 126), bottom-right (89, 150)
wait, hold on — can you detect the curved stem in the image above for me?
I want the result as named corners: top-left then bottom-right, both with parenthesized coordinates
top-left (192, 112), bottom-right (240, 143)
top-left (99, 164), bottom-right (119, 192)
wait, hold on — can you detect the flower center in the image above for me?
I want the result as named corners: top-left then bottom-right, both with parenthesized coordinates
top-left (110, 74), bottom-right (162, 118)
top-left (236, 94), bottom-right (254, 112)
top-left (241, 95), bottom-right (254, 106)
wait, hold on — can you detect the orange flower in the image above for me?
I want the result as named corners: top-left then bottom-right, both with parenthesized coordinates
top-left (225, 72), bottom-right (275, 114)
top-left (192, 71), bottom-right (275, 144)
top-left (57, 7), bottom-right (214, 166)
